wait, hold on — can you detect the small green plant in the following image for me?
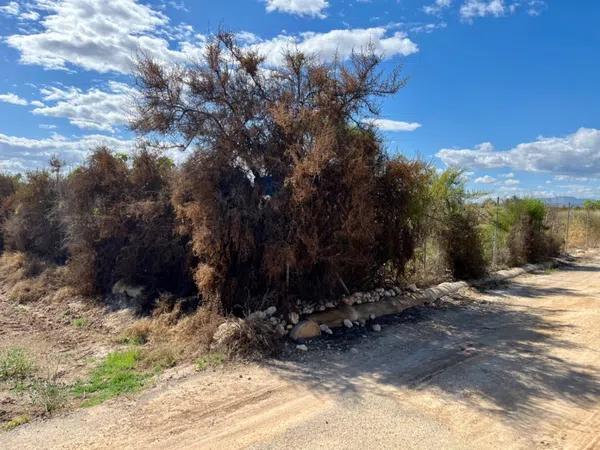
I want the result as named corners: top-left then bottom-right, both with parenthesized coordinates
top-left (0, 348), bottom-right (35, 381)
top-left (195, 352), bottom-right (225, 371)
top-left (73, 349), bottom-right (148, 407)
top-left (29, 378), bottom-right (67, 414)
top-left (71, 317), bottom-right (89, 328)
top-left (1, 415), bottom-right (30, 431)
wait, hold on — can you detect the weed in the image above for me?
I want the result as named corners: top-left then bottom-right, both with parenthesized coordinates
top-left (140, 345), bottom-right (179, 371)
top-left (1, 415), bottom-right (30, 431)
top-left (73, 349), bottom-right (148, 407)
top-left (195, 352), bottom-right (225, 371)
top-left (72, 317), bottom-right (89, 328)
top-left (29, 378), bottom-right (67, 414)
top-left (0, 348), bottom-right (35, 381)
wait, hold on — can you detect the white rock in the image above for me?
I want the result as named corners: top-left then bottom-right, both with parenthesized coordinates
top-left (407, 283), bottom-right (418, 292)
top-left (350, 348), bottom-right (359, 354)
top-left (372, 324), bottom-right (382, 332)
top-left (286, 324), bottom-right (293, 330)
top-left (296, 344), bottom-right (308, 352)
top-left (318, 305), bottom-right (326, 311)
top-left (247, 311), bottom-right (266, 321)
top-left (369, 314), bottom-right (376, 320)
top-left (289, 312), bottom-right (300, 325)
top-left (320, 324), bottom-right (333, 335)
top-left (265, 306), bottom-right (277, 316)
top-left (270, 317), bottom-right (279, 325)
top-left (325, 302), bottom-right (335, 309)
top-left (343, 319), bottom-right (353, 328)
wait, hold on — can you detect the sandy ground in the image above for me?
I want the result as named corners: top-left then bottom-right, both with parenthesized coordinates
top-left (1, 256), bottom-right (600, 449)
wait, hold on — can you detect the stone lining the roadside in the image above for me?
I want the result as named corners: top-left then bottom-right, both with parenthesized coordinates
top-left (293, 259), bottom-right (562, 340)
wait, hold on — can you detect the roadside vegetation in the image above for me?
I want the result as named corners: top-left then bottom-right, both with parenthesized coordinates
top-left (0, 31), bottom-right (581, 431)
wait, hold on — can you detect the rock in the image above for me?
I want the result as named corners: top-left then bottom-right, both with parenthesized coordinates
top-left (264, 306), bottom-right (277, 316)
top-left (369, 314), bottom-right (376, 320)
top-left (376, 288), bottom-right (385, 294)
top-left (111, 280), bottom-right (144, 299)
top-left (286, 324), bottom-right (293, 330)
top-left (407, 283), bottom-right (418, 292)
top-left (372, 324), bottom-right (382, 332)
top-left (353, 321), bottom-right (360, 326)
top-left (342, 297), bottom-right (354, 306)
top-left (275, 324), bottom-right (287, 336)
top-left (350, 347), bottom-right (359, 354)
top-left (359, 320), bottom-right (366, 327)
top-left (289, 312), bottom-right (300, 325)
top-left (270, 317), bottom-right (279, 325)
top-left (289, 320), bottom-right (321, 341)
top-left (318, 305), bottom-right (326, 311)
top-left (343, 319), bottom-right (353, 328)
top-left (212, 320), bottom-right (242, 349)
top-left (247, 310), bottom-right (266, 321)
top-left (296, 344), bottom-right (308, 352)
top-left (325, 302), bottom-right (335, 309)
top-left (320, 324), bottom-right (333, 335)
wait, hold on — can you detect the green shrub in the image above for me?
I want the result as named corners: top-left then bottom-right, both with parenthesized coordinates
top-left (0, 348), bottom-right (35, 381)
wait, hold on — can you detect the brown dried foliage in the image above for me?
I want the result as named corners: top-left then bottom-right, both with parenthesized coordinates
top-left (133, 32), bottom-right (427, 313)
top-left (63, 147), bottom-right (193, 298)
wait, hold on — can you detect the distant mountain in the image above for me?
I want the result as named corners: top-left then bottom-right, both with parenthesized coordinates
top-left (541, 197), bottom-right (587, 207)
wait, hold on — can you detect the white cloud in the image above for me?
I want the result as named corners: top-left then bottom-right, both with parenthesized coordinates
top-left (460, 0), bottom-right (507, 21)
top-left (0, 1), bottom-right (19, 15)
top-left (437, 128), bottom-right (600, 177)
top-left (6, 0), bottom-right (206, 74)
top-left (253, 27), bottom-right (418, 66)
top-left (0, 132), bottom-right (136, 173)
top-left (265, 0), bottom-right (328, 18)
top-left (474, 175), bottom-right (496, 184)
top-left (365, 118), bottom-right (422, 132)
top-left (0, 93), bottom-right (28, 106)
top-left (424, 0), bottom-right (452, 15)
top-left (501, 172), bottom-right (514, 178)
top-left (32, 81), bottom-right (136, 132)
top-left (503, 178), bottom-right (520, 186)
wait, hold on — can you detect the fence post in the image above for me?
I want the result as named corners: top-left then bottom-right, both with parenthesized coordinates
top-left (492, 196), bottom-right (499, 269)
top-left (565, 203), bottom-right (571, 253)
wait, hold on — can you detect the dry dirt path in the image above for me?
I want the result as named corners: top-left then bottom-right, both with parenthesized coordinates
top-left (2, 256), bottom-right (600, 449)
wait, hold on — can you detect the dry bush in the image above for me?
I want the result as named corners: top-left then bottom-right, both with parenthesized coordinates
top-left (63, 147), bottom-right (193, 300)
top-left (0, 173), bottom-right (20, 253)
top-left (504, 199), bottom-right (559, 265)
top-left (3, 171), bottom-right (65, 262)
top-left (440, 209), bottom-right (487, 280)
top-left (134, 32), bottom-right (424, 314)
top-left (210, 318), bottom-right (282, 359)
top-left (0, 252), bottom-right (68, 303)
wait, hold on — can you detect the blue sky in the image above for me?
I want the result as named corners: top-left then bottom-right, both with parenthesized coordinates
top-left (1, 0), bottom-right (599, 199)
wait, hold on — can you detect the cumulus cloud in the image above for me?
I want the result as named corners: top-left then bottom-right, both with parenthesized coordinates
top-left (365, 118), bottom-right (422, 132)
top-left (265, 0), bottom-right (328, 18)
top-left (0, 93), bottom-right (28, 106)
top-left (32, 81), bottom-right (136, 132)
top-left (0, 132), bottom-right (136, 173)
top-left (6, 0), bottom-right (206, 73)
top-left (424, 0), bottom-right (452, 15)
top-left (437, 128), bottom-right (600, 177)
top-left (460, 0), bottom-right (507, 21)
top-left (0, 1), bottom-right (19, 15)
top-left (253, 27), bottom-right (418, 66)
top-left (474, 175), bottom-right (496, 184)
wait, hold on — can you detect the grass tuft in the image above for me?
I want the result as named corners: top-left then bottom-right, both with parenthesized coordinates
top-left (195, 352), bottom-right (225, 371)
top-left (0, 348), bottom-right (35, 381)
top-left (1, 415), bottom-right (30, 431)
top-left (73, 349), bottom-right (148, 407)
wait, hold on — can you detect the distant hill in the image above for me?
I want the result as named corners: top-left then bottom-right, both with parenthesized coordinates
top-left (541, 197), bottom-right (587, 207)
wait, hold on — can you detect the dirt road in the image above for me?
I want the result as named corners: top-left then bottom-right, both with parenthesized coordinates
top-left (2, 256), bottom-right (600, 449)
